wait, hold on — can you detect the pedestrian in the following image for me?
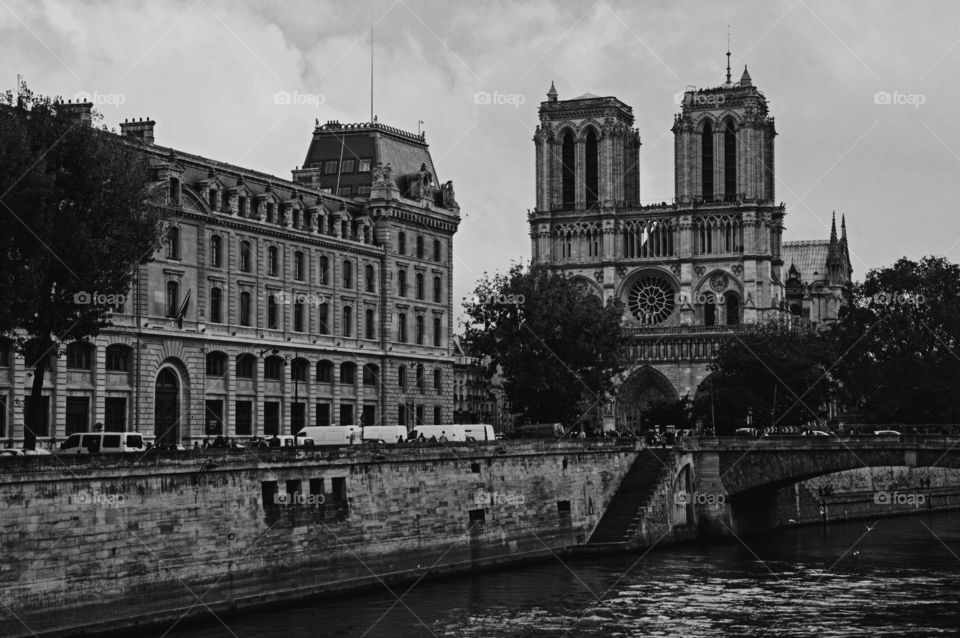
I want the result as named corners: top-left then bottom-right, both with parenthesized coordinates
top-left (439, 431), bottom-right (448, 442)
top-left (192, 441), bottom-right (200, 451)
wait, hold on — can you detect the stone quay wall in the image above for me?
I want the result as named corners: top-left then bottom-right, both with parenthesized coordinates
top-left (0, 440), bottom-right (638, 637)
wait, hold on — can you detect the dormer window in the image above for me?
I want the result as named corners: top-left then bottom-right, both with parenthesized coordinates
top-left (238, 195), bottom-right (247, 217)
top-left (266, 202), bottom-right (275, 223)
top-left (168, 177), bottom-right (181, 206)
top-left (208, 189), bottom-right (217, 211)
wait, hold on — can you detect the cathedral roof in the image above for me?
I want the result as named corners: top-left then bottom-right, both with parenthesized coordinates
top-left (572, 92), bottom-right (600, 99)
top-left (782, 240), bottom-right (831, 283)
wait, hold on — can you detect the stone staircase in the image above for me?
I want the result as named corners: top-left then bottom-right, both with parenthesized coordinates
top-left (584, 447), bottom-right (673, 548)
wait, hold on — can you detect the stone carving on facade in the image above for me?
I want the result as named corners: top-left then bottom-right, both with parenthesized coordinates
top-left (441, 180), bottom-right (457, 208)
top-left (732, 264), bottom-right (743, 277)
top-left (709, 273), bottom-right (729, 293)
top-left (695, 265), bottom-right (706, 278)
top-left (594, 270), bottom-right (603, 283)
top-left (616, 266), bottom-right (627, 279)
top-left (670, 264), bottom-right (681, 277)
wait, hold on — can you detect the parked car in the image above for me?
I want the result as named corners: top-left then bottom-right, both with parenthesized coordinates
top-left (57, 432), bottom-right (148, 455)
top-left (873, 430), bottom-right (902, 436)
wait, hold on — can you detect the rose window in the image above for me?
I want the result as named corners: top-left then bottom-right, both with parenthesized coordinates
top-left (627, 275), bottom-right (675, 325)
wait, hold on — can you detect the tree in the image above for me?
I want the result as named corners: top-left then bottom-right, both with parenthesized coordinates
top-left (462, 263), bottom-right (624, 426)
top-left (706, 321), bottom-right (839, 433)
top-left (0, 83), bottom-right (164, 449)
top-left (830, 256), bottom-right (960, 424)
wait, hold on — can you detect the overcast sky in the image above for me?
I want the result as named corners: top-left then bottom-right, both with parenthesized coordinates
top-left (3, 0), bottom-right (959, 323)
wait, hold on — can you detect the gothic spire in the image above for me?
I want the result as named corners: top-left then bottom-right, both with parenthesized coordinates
top-left (830, 211), bottom-right (838, 244)
top-left (725, 26), bottom-right (732, 85)
top-left (547, 81), bottom-right (558, 102)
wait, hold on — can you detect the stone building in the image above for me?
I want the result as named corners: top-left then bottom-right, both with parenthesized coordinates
top-left (451, 337), bottom-right (512, 430)
top-left (0, 107), bottom-right (460, 446)
top-left (528, 62), bottom-right (851, 430)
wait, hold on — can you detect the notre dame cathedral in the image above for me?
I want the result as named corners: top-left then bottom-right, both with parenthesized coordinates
top-left (528, 61), bottom-right (852, 430)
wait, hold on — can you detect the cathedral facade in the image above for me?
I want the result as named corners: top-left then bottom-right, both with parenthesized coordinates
top-left (528, 65), bottom-right (851, 430)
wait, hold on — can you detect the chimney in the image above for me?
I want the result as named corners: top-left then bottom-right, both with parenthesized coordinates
top-left (119, 117), bottom-right (156, 144)
top-left (58, 99), bottom-right (93, 126)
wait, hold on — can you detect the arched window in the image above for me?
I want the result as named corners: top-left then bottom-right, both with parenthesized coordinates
top-left (704, 293), bottom-right (716, 327)
top-left (66, 342), bottom-right (94, 370)
top-left (209, 287), bottom-right (223, 323)
top-left (268, 246), bottom-right (279, 276)
top-left (264, 355), bottom-right (284, 380)
top-left (398, 365), bottom-right (407, 390)
top-left (415, 273), bottom-right (424, 300)
top-left (165, 226), bottom-right (180, 260)
top-left (433, 316), bottom-right (442, 347)
top-left (105, 345), bottom-right (130, 372)
top-left (365, 264), bottom-right (375, 292)
top-left (433, 275), bottom-right (442, 303)
top-left (398, 313), bottom-right (408, 343)
top-left (725, 291), bottom-right (740, 325)
top-left (239, 241), bottom-right (251, 272)
top-left (340, 362), bottom-right (356, 384)
top-left (267, 294), bottom-right (279, 329)
top-left (365, 308), bottom-right (375, 339)
top-left (206, 351), bottom-right (227, 377)
top-left (239, 291), bottom-right (252, 326)
top-left (343, 260), bottom-right (353, 288)
top-left (724, 119), bottom-right (737, 199)
top-left (398, 269), bottom-right (407, 297)
top-left (416, 315), bottom-right (425, 345)
top-left (416, 236), bottom-right (424, 259)
top-left (291, 358), bottom-right (308, 382)
top-left (342, 306), bottom-right (352, 337)
top-left (561, 131), bottom-right (575, 208)
top-left (236, 353), bottom-right (256, 379)
top-left (701, 120), bottom-right (714, 199)
top-left (319, 256), bottom-right (329, 285)
top-left (166, 281), bottom-right (179, 317)
top-left (210, 235), bottom-right (222, 267)
top-left (316, 360), bottom-right (333, 383)
top-left (433, 238), bottom-right (441, 261)
top-left (294, 251), bottom-right (305, 281)
top-left (585, 129), bottom-right (599, 208)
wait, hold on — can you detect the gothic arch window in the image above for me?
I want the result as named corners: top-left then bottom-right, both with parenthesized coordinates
top-left (561, 130), bottom-right (575, 208)
top-left (585, 129), bottom-right (599, 209)
top-left (701, 120), bottom-right (714, 199)
top-left (725, 291), bottom-right (741, 325)
top-left (703, 293), bottom-right (717, 327)
top-left (724, 118), bottom-right (737, 199)
top-left (626, 274), bottom-right (676, 326)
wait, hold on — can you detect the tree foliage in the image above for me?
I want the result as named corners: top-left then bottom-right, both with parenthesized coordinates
top-left (0, 82), bottom-right (164, 448)
top-left (707, 321), bottom-right (840, 433)
top-left (829, 256), bottom-right (960, 424)
top-left (462, 263), bottom-right (624, 426)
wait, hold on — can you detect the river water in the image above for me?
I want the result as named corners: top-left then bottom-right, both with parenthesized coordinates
top-left (171, 511), bottom-right (960, 637)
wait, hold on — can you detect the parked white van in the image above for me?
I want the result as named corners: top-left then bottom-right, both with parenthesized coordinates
top-left (361, 425), bottom-right (409, 443)
top-left (408, 424), bottom-right (495, 442)
top-left (296, 425), bottom-right (362, 446)
top-left (58, 432), bottom-right (148, 455)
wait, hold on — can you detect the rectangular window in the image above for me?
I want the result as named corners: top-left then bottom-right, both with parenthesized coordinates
top-left (416, 405), bottom-right (424, 425)
top-left (235, 400), bottom-right (253, 436)
top-left (0, 396), bottom-right (6, 437)
top-left (337, 186), bottom-right (352, 197)
top-left (358, 159), bottom-right (372, 172)
top-left (398, 404), bottom-right (406, 426)
top-left (24, 396), bottom-right (50, 437)
top-left (433, 405), bottom-right (442, 424)
top-left (558, 500), bottom-right (572, 530)
top-left (291, 402), bottom-right (306, 434)
top-left (205, 400), bottom-right (224, 435)
top-left (319, 304), bottom-right (329, 334)
top-left (104, 397), bottom-right (126, 432)
top-left (264, 401), bottom-right (280, 435)
top-left (323, 160), bottom-right (338, 175)
top-left (309, 478), bottom-right (324, 498)
top-left (342, 159), bottom-right (355, 173)
top-left (361, 404), bottom-right (376, 427)
top-left (65, 396), bottom-right (89, 436)
top-left (357, 185), bottom-right (371, 196)
top-left (316, 402), bottom-right (331, 427)
top-left (340, 403), bottom-right (354, 426)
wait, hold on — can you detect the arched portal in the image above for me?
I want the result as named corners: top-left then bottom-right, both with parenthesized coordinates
top-left (616, 366), bottom-right (680, 433)
top-left (154, 368), bottom-right (181, 445)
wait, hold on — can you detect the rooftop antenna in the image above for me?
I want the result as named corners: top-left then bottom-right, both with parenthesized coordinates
top-left (369, 9), bottom-right (374, 122)
top-left (726, 25), bottom-right (732, 84)
top-left (418, 120), bottom-right (424, 135)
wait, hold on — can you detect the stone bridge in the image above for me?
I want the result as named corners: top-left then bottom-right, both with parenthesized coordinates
top-left (678, 436), bottom-right (960, 535)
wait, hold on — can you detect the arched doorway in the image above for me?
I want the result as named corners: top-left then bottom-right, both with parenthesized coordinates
top-left (616, 366), bottom-right (680, 433)
top-left (154, 368), bottom-right (180, 445)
